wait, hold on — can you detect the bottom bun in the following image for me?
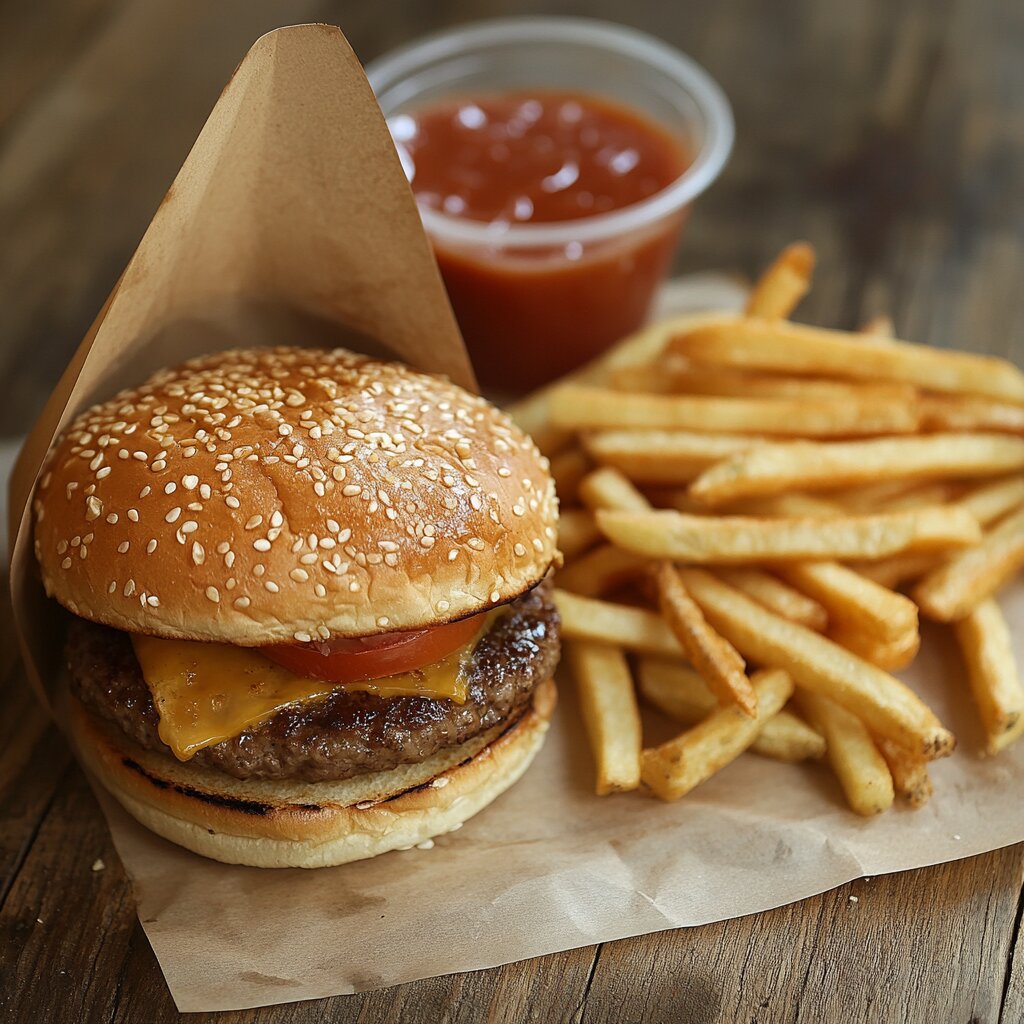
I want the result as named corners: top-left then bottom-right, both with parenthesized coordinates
top-left (71, 678), bottom-right (556, 869)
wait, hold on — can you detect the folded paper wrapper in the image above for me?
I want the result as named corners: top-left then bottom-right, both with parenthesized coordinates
top-left (6, 24), bottom-right (1023, 1014)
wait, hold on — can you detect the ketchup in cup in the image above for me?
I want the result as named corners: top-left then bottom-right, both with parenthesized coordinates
top-left (368, 18), bottom-right (734, 394)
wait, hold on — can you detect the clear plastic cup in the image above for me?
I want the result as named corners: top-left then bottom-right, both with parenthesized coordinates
top-left (367, 17), bottom-right (734, 393)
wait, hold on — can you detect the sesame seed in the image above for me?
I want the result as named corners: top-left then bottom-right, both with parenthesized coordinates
top-left (183, 474), bottom-right (199, 489)
top-left (108, 581), bottom-right (116, 594)
top-left (233, 596), bottom-right (250, 610)
top-left (253, 538), bottom-right (271, 552)
top-left (270, 511), bottom-right (283, 528)
top-left (164, 507), bottom-right (181, 523)
top-left (106, 513), bottom-right (119, 525)
top-left (85, 496), bottom-right (103, 520)
top-left (96, 467), bottom-right (112, 479)
top-left (124, 580), bottom-right (136, 597)
top-left (514, 543), bottom-right (526, 556)
top-left (377, 616), bottom-right (389, 627)
top-left (61, 557), bottom-right (72, 570)
top-left (164, 482), bottom-right (176, 494)
top-left (294, 631), bottom-right (312, 643)
top-left (264, 580), bottom-right (280, 593)
top-left (117, 541), bottom-right (130, 554)
top-left (199, 484), bottom-right (212, 500)
top-left (205, 586), bottom-right (220, 603)
top-left (245, 515), bottom-right (263, 530)
top-left (225, 495), bottom-right (240, 509)
top-left (314, 584), bottom-right (326, 598)
top-left (147, 539), bottom-right (158, 553)
top-left (438, 600), bottom-right (450, 612)
top-left (192, 542), bottom-right (205, 565)
top-left (147, 595), bottom-right (160, 608)
top-left (490, 590), bottom-right (500, 603)
top-left (290, 568), bottom-right (309, 582)
top-left (180, 521), bottom-right (198, 534)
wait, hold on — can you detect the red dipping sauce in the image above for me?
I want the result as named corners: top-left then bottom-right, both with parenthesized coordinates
top-left (392, 92), bottom-right (693, 393)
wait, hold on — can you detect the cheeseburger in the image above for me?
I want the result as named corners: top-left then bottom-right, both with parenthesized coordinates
top-left (33, 346), bottom-right (560, 867)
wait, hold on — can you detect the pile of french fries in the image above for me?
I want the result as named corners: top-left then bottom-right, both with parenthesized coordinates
top-left (512, 243), bottom-right (1024, 816)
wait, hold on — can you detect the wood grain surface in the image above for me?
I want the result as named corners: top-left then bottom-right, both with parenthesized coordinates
top-left (2, 1), bottom-right (1022, 1021)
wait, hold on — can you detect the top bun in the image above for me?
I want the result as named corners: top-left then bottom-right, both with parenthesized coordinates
top-left (35, 347), bottom-right (559, 645)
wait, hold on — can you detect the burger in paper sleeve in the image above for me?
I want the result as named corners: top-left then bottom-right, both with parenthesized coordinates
top-left (33, 346), bottom-right (561, 867)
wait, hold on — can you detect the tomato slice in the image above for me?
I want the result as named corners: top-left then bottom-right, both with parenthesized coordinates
top-left (262, 613), bottom-right (488, 683)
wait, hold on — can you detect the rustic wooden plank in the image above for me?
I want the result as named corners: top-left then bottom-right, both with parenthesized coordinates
top-left (581, 848), bottom-right (1024, 1024)
top-left (0, 761), bottom-right (136, 1024)
top-left (1003, 890), bottom-right (1024, 1022)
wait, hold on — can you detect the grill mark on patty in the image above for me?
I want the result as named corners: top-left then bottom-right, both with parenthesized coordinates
top-left (69, 582), bottom-right (559, 783)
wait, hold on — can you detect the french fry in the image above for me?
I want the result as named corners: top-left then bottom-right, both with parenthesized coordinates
top-left (548, 384), bottom-right (919, 436)
top-left (953, 599), bottom-right (1024, 754)
top-left (555, 589), bottom-right (682, 658)
top-left (558, 509), bottom-right (602, 562)
top-left (638, 658), bottom-right (826, 762)
top-left (777, 561), bottom-right (918, 643)
top-left (611, 363), bottom-right (917, 403)
top-left (655, 563), bottom-right (757, 716)
top-left (827, 624), bottom-right (921, 672)
top-left (745, 241), bottom-right (816, 319)
top-left (596, 507), bottom-right (980, 563)
top-left (955, 475), bottom-right (1024, 527)
top-left (674, 568), bottom-right (956, 758)
top-left (851, 553), bottom-right (940, 589)
top-left (505, 311), bottom-right (736, 453)
top-left (796, 691), bottom-right (895, 816)
top-left (585, 429), bottom-right (762, 484)
top-left (578, 466), bottom-right (651, 513)
top-left (877, 737), bottom-right (933, 807)
top-left (715, 568), bottom-right (829, 631)
top-left (557, 544), bottom-right (648, 597)
top-left (549, 447), bottom-right (591, 506)
top-left (920, 394), bottom-right (1024, 435)
top-left (723, 492), bottom-right (845, 517)
top-left (913, 507), bottom-right (1024, 621)
top-left (870, 481), bottom-right (963, 513)
top-left (641, 669), bottom-right (795, 801)
top-left (672, 318), bottom-right (1024, 403)
top-left (567, 640), bottom-right (642, 794)
top-left (689, 433), bottom-right (1024, 505)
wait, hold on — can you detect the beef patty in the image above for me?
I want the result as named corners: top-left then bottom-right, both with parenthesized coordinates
top-left (67, 582), bottom-right (560, 783)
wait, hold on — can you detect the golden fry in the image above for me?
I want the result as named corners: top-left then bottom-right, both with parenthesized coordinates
top-left (656, 563), bottom-right (757, 717)
top-left (877, 738), bottom-right (933, 807)
top-left (641, 669), bottom-right (795, 801)
top-left (777, 561), bottom-right (918, 644)
top-left (549, 447), bottom-right (591, 506)
top-left (851, 553), bottom-right (940, 589)
top-left (578, 466), bottom-right (651, 513)
top-left (744, 242), bottom-right (817, 320)
top-left (637, 658), bottom-right (825, 762)
top-left (913, 507), bottom-right (1024, 621)
top-left (596, 507), bottom-right (980, 563)
top-left (555, 589), bottom-right (682, 658)
top-left (955, 476), bottom-right (1024, 527)
top-left (557, 544), bottom-right (648, 597)
top-left (558, 509), bottom-right (602, 562)
top-left (919, 394), bottom-right (1024, 435)
top-left (715, 568), bottom-right (829, 631)
top-left (675, 568), bottom-right (955, 758)
top-left (612, 363), bottom-right (916, 403)
top-left (672, 318), bottom-right (1024, 403)
top-left (827, 624), bottom-right (921, 672)
top-left (796, 691), bottom-right (895, 816)
top-left (689, 433), bottom-right (1024, 505)
top-left (567, 640), bottom-right (642, 794)
top-left (953, 599), bottom-right (1024, 755)
top-left (548, 384), bottom-right (919, 436)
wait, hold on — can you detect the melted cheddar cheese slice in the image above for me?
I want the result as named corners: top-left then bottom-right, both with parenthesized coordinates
top-left (131, 629), bottom-right (482, 762)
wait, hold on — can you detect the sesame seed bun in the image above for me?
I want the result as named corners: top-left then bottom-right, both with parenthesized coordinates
top-left (70, 677), bottom-right (555, 868)
top-left (34, 347), bottom-right (559, 644)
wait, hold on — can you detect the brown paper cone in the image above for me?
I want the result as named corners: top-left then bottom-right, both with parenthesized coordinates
top-left (8, 23), bottom-right (473, 710)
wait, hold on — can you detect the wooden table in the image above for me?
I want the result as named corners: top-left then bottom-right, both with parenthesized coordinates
top-left (2, 2), bottom-right (1022, 1020)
